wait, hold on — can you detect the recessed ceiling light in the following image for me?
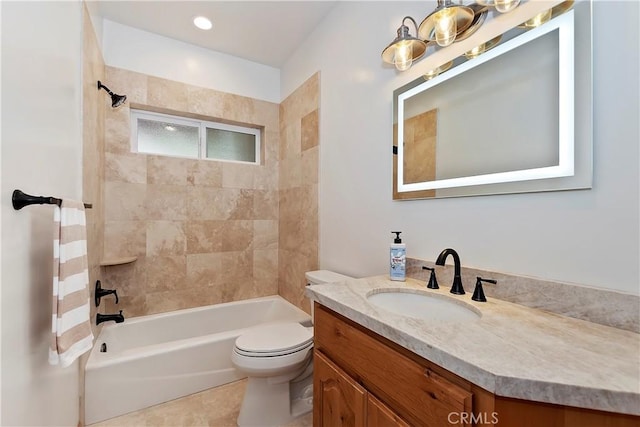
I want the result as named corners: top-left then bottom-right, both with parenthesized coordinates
top-left (164, 125), bottom-right (176, 132)
top-left (193, 16), bottom-right (212, 31)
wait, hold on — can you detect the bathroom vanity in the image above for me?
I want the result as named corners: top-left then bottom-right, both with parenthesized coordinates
top-left (308, 277), bottom-right (640, 426)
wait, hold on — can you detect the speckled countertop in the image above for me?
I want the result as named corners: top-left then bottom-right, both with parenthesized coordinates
top-left (306, 276), bottom-right (640, 416)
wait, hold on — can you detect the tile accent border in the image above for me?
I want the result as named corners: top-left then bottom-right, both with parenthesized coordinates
top-left (407, 257), bottom-right (640, 333)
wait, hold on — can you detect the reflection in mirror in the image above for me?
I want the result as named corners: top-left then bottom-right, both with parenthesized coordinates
top-left (393, 1), bottom-right (591, 200)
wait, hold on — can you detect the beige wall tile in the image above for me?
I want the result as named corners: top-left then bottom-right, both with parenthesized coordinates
top-left (147, 76), bottom-right (188, 112)
top-left (222, 163), bottom-right (255, 189)
top-left (105, 182), bottom-right (146, 221)
top-left (104, 107), bottom-right (131, 154)
top-left (185, 220), bottom-right (225, 254)
top-left (301, 110), bottom-right (319, 151)
top-left (279, 157), bottom-right (302, 189)
top-left (254, 164), bottom-right (278, 191)
top-left (278, 73), bottom-right (320, 311)
top-left (186, 253), bottom-right (223, 288)
top-left (186, 86), bottom-right (225, 118)
top-left (220, 220), bottom-right (253, 252)
top-left (301, 147), bottom-right (318, 185)
top-left (219, 251), bottom-right (253, 284)
top-left (145, 255), bottom-right (187, 293)
top-left (253, 190), bottom-right (278, 220)
top-left (145, 184), bottom-right (188, 220)
top-left (263, 130), bottom-right (280, 166)
top-left (146, 221), bottom-right (186, 256)
top-left (253, 220), bottom-right (278, 249)
top-left (147, 155), bottom-right (193, 185)
top-left (104, 221), bottom-right (146, 259)
top-left (222, 93), bottom-right (255, 123)
top-left (105, 152), bottom-right (147, 184)
top-left (187, 160), bottom-right (222, 186)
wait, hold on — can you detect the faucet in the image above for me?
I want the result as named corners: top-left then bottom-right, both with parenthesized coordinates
top-left (96, 310), bottom-right (124, 325)
top-left (435, 248), bottom-right (465, 295)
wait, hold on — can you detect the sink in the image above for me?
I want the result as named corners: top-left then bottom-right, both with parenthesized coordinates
top-left (366, 290), bottom-right (481, 322)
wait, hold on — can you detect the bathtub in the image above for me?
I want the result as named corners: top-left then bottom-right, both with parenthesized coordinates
top-left (85, 295), bottom-right (311, 424)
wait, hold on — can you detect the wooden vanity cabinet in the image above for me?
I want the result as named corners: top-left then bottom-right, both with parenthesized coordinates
top-left (313, 303), bottom-right (640, 427)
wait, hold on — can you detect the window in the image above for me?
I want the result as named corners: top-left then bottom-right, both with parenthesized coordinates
top-left (131, 110), bottom-right (260, 164)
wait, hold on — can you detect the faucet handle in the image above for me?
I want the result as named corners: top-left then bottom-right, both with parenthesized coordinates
top-left (472, 277), bottom-right (497, 302)
top-left (422, 266), bottom-right (439, 289)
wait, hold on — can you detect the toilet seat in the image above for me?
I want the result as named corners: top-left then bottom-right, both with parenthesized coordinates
top-left (235, 322), bottom-right (313, 357)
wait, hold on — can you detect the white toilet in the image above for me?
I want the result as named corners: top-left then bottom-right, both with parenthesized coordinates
top-left (231, 270), bottom-right (352, 426)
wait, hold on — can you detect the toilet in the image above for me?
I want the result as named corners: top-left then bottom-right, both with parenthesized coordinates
top-left (231, 270), bottom-right (352, 426)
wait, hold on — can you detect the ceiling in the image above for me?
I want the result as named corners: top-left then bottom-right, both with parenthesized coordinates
top-left (95, 1), bottom-right (338, 68)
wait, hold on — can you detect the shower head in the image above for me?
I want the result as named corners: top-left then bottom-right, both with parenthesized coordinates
top-left (97, 80), bottom-right (127, 108)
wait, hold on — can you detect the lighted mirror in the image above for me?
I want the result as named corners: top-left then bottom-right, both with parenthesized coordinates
top-left (393, 1), bottom-right (591, 200)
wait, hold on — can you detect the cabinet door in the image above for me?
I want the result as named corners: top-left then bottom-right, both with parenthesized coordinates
top-left (368, 394), bottom-right (411, 427)
top-left (314, 350), bottom-right (366, 427)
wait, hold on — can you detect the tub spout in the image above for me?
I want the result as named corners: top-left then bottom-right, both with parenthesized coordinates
top-left (96, 310), bottom-right (124, 325)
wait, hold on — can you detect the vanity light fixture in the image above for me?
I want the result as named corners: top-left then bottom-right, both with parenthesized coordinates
top-left (381, 16), bottom-right (427, 71)
top-left (418, 0), bottom-right (475, 47)
top-left (381, 0), bottom-right (526, 71)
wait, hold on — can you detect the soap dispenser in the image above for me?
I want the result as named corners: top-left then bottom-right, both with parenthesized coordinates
top-left (390, 231), bottom-right (406, 282)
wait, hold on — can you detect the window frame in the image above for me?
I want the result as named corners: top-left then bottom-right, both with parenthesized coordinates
top-left (130, 109), bottom-right (261, 165)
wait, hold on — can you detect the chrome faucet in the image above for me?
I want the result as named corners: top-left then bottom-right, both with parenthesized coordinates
top-left (435, 248), bottom-right (465, 295)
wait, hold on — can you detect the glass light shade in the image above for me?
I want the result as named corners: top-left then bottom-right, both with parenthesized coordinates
top-left (394, 41), bottom-right (413, 71)
top-left (523, 8), bottom-right (552, 28)
top-left (494, 0), bottom-right (520, 13)
top-left (434, 8), bottom-right (457, 47)
top-left (381, 19), bottom-right (427, 72)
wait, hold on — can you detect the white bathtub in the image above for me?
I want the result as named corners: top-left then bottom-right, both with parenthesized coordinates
top-left (85, 295), bottom-right (311, 424)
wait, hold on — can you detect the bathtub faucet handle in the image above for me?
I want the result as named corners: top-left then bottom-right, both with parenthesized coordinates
top-left (95, 280), bottom-right (119, 307)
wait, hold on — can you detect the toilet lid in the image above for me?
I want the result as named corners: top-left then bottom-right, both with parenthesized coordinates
top-left (235, 322), bottom-right (313, 354)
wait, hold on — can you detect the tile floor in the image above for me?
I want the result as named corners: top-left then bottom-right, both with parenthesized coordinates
top-left (89, 379), bottom-right (313, 427)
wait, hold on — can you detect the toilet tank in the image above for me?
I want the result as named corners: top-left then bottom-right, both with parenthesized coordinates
top-left (305, 270), bottom-right (353, 321)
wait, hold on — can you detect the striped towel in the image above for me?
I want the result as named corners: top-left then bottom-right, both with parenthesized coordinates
top-left (49, 199), bottom-right (94, 367)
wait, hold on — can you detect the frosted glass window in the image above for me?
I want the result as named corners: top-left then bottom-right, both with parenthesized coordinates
top-left (206, 128), bottom-right (256, 162)
top-left (137, 119), bottom-right (199, 158)
top-left (131, 109), bottom-right (260, 164)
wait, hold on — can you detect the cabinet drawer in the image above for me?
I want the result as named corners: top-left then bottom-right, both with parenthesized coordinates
top-left (315, 304), bottom-right (473, 427)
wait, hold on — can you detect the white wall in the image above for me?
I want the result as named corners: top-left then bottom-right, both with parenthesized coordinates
top-left (1, 1), bottom-right (84, 425)
top-left (102, 19), bottom-right (281, 103)
top-left (282, 1), bottom-right (639, 295)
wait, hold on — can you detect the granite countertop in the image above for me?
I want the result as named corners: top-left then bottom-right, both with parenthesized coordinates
top-left (305, 276), bottom-right (640, 416)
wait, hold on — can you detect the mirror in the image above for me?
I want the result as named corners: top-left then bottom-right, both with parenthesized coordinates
top-left (393, 1), bottom-right (591, 200)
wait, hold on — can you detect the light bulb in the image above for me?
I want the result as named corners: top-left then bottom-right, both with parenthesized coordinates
top-left (394, 41), bottom-right (413, 71)
top-left (494, 0), bottom-right (520, 13)
top-left (434, 8), bottom-right (457, 47)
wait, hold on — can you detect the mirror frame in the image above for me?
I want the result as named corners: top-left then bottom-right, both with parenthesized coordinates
top-left (393, 1), bottom-right (592, 200)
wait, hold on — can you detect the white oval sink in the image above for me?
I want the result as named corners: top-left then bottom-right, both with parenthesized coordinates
top-left (367, 290), bottom-right (481, 322)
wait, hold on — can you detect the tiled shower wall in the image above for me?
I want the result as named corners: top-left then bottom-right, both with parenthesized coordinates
top-left (278, 73), bottom-right (320, 312)
top-left (82, 3), bottom-right (105, 333)
top-left (101, 67), bottom-right (280, 317)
